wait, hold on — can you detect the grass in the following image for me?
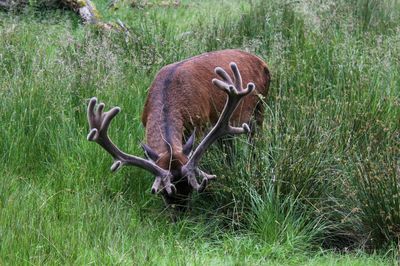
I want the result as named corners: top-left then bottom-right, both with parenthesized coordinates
top-left (0, 0), bottom-right (399, 264)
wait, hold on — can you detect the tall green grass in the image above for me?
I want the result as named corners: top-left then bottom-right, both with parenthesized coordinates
top-left (0, 0), bottom-right (399, 264)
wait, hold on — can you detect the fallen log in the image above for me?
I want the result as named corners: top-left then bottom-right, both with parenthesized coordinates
top-left (0, 0), bottom-right (101, 25)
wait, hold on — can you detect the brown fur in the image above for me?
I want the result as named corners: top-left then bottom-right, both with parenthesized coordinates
top-left (142, 49), bottom-right (270, 155)
top-left (141, 49), bottom-right (270, 205)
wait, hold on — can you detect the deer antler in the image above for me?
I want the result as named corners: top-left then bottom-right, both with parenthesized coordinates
top-left (182, 62), bottom-right (255, 192)
top-left (87, 97), bottom-right (175, 195)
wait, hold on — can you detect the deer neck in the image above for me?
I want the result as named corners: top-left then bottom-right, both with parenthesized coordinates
top-left (145, 111), bottom-right (184, 156)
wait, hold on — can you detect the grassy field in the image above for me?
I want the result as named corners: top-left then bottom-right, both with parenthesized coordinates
top-left (0, 0), bottom-right (399, 264)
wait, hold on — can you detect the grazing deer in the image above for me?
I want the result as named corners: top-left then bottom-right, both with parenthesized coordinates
top-left (87, 49), bottom-right (270, 207)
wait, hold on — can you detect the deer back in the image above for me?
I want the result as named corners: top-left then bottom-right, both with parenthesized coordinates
top-left (142, 49), bottom-right (271, 156)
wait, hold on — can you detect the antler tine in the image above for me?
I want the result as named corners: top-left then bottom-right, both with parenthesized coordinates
top-left (86, 97), bottom-right (168, 178)
top-left (101, 107), bottom-right (120, 132)
top-left (150, 175), bottom-right (177, 196)
top-left (230, 62), bottom-right (243, 91)
top-left (195, 169), bottom-right (216, 193)
top-left (162, 176), bottom-right (177, 196)
top-left (215, 66), bottom-right (234, 85)
top-left (151, 176), bottom-right (162, 194)
top-left (182, 62), bottom-right (254, 192)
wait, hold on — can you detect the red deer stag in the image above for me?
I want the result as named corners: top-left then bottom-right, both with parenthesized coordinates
top-left (87, 49), bottom-right (270, 207)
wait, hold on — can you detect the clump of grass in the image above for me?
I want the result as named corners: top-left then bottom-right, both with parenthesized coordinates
top-left (247, 184), bottom-right (324, 257)
top-left (193, 0), bottom-right (400, 250)
top-left (348, 152), bottom-right (400, 248)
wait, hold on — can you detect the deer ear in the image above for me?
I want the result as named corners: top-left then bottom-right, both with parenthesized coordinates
top-left (183, 130), bottom-right (196, 156)
top-left (141, 144), bottom-right (159, 161)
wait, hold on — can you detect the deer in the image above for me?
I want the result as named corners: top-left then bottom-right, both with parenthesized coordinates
top-left (87, 49), bottom-right (270, 208)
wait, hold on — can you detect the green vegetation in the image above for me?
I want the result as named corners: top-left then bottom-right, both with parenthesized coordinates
top-left (0, 0), bottom-right (399, 264)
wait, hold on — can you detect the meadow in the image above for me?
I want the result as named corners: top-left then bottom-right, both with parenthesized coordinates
top-left (0, 0), bottom-right (399, 264)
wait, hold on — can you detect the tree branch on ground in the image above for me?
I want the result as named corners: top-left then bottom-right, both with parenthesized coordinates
top-left (0, 0), bottom-right (108, 26)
